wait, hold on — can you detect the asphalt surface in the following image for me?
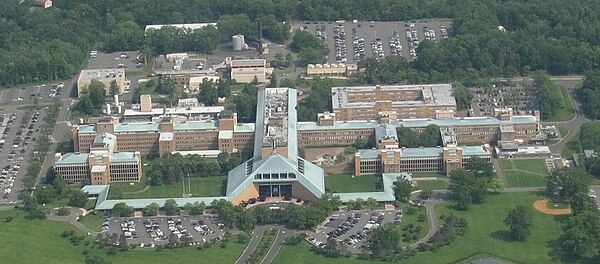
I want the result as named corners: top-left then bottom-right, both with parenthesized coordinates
top-left (236, 225), bottom-right (269, 264)
top-left (295, 20), bottom-right (451, 63)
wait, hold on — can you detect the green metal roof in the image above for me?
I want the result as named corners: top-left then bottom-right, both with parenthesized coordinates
top-left (173, 120), bottom-right (218, 131)
top-left (55, 153), bottom-right (89, 164)
top-left (333, 173), bottom-right (411, 202)
top-left (78, 125), bottom-right (96, 134)
top-left (114, 122), bottom-right (160, 133)
top-left (233, 123), bottom-right (255, 133)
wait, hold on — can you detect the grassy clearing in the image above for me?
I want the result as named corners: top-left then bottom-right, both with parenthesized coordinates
top-left (397, 204), bottom-right (429, 247)
top-left (511, 159), bottom-right (548, 174)
top-left (558, 126), bottom-right (568, 138)
top-left (273, 192), bottom-right (561, 264)
top-left (505, 171), bottom-right (546, 187)
top-left (543, 86), bottom-right (575, 122)
top-left (79, 213), bottom-right (103, 232)
top-left (562, 133), bottom-right (581, 159)
top-left (413, 180), bottom-right (450, 190)
top-left (0, 210), bottom-right (245, 264)
top-left (500, 159), bottom-right (547, 187)
top-left (117, 176), bottom-right (227, 199)
top-left (326, 174), bottom-right (383, 193)
top-left (109, 173), bottom-right (149, 194)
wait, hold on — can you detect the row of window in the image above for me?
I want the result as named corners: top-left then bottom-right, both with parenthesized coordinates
top-left (254, 173), bottom-right (297, 180)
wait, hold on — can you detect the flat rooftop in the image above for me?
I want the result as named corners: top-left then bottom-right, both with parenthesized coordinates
top-left (261, 88), bottom-right (290, 148)
top-left (331, 84), bottom-right (456, 109)
top-left (229, 58), bottom-right (266, 68)
top-left (123, 106), bottom-right (225, 117)
top-left (78, 68), bottom-right (125, 83)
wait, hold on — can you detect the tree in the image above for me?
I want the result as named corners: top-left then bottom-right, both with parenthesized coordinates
top-left (365, 197), bottom-right (378, 209)
top-left (44, 167), bottom-right (57, 184)
top-left (197, 79), bottom-right (218, 106)
top-left (234, 206), bottom-right (256, 230)
top-left (164, 199), bottom-right (180, 216)
top-left (546, 167), bottom-right (591, 202)
top-left (557, 210), bottom-right (600, 261)
top-left (87, 80), bottom-right (106, 107)
top-left (217, 79), bottom-right (230, 98)
top-left (85, 255), bottom-right (111, 264)
top-left (183, 201), bottom-right (205, 215)
top-left (211, 199), bottom-right (235, 228)
top-left (109, 80), bottom-right (119, 97)
top-left (112, 202), bottom-right (134, 217)
top-left (579, 71), bottom-right (600, 119)
top-left (156, 77), bottom-right (176, 98)
top-left (448, 169), bottom-right (489, 210)
top-left (452, 83), bottom-right (473, 110)
top-left (504, 205), bottom-right (533, 241)
top-left (118, 233), bottom-right (128, 251)
top-left (533, 71), bottom-right (566, 120)
top-left (36, 185), bottom-right (56, 205)
top-left (268, 72), bottom-right (278, 88)
top-left (290, 30), bottom-right (328, 66)
top-left (490, 178), bottom-right (505, 193)
top-left (393, 176), bottom-right (413, 202)
top-left (368, 223), bottom-right (401, 258)
top-left (68, 190), bottom-right (89, 208)
top-left (143, 202), bottom-right (160, 216)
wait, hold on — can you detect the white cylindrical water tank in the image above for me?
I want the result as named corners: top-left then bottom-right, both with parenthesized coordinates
top-left (105, 104), bottom-right (111, 115)
top-left (114, 94), bottom-right (119, 105)
top-left (117, 105), bottom-right (122, 114)
top-left (232, 34), bottom-right (245, 51)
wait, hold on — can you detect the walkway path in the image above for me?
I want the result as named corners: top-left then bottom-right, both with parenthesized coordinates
top-left (46, 207), bottom-right (100, 236)
top-left (407, 199), bottom-right (442, 249)
top-left (122, 185), bottom-right (150, 194)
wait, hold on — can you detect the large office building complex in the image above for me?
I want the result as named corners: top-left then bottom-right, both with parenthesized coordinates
top-left (332, 84), bottom-right (457, 121)
top-left (66, 84), bottom-right (542, 206)
top-left (54, 133), bottom-right (142, 185)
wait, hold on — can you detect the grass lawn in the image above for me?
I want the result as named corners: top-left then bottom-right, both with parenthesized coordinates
top-left (119, 176), bottom-right (227, 199)
top-left (273, 192), bottom-right (561, 264)
top-left (409, 171), bottom-right (446, 178)
top-left (511, 159), bottom-right (548, 174)
top-left (562, 133), bottom-right (581, 159)
top-left (109, 173), bottom-right (149, 194)
top-left (325, 174), bottom-right (383, 193)
top-left (398, 205), bottom-right (429, 247)
top-left (505, 171), bottom-right (546, 187)
top-left (543, 87), bottom-right (575, 122)
top-left (558, 126), bottom-right (568, 138)
top-left (500, 159), bottom-right (547, 187)
top-left (413, 180), bottom-right (450, 190)
top-left (0, 210), bottom-right (245, 264)
top-left (79, 213), bottom-right (103, 232)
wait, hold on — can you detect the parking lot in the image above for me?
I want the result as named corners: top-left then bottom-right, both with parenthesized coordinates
top-left (87, 51), bottom-right (147, 102)
top-left (0, 109), bottom-right (47, 202)
top-left (296, 20), bottom-right (452, 63)
top-left (470, 82), bottom-right (540, 117)
top-left (103, 215), bottom-right (227, 246)
top-left (309, 210), bottom-right (402, 253)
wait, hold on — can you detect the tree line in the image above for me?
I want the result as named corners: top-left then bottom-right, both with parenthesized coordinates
top-left (6, 0), bottom-right (600, 86)
top-left (147, 152), bottom-right (242, 185)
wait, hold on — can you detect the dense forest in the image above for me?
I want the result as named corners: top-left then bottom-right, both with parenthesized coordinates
top-left (3, 0), bottom-right (600, 86)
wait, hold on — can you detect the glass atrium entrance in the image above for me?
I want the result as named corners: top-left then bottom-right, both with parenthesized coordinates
top-left (258, 183), bottom-right (292, 199)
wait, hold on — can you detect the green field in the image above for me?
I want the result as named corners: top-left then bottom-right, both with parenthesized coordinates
top-left (398, 205), bottom-right (429, 247)
top-left (504, 171), bottom-right (546, 187)
top-left (0, 210), bottom-right (245, 264)
top-left (114, 176), bottom-right (227, 199)
top-left (79, 213), bottom-right (103, 232)
top-left (562, 133), bottom-right (581, 159)
top-left (273, 192), bottom-right (561, 264)
top-left (413, 180), bottom-right (450, 190)
top-left (108, 172), bottom-right (149, 194)
top-left (500, 159), bottom-right (547, 187)
top-left (325, 174), bottom-right (383, 193)
top-left (543, 86), bottom-right (575, 122)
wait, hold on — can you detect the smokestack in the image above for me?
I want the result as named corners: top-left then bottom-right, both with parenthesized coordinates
top-left (258, 19), bottom-right (263, 54)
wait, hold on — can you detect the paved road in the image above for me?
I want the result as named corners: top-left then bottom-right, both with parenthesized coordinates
top-left (236, 225), bottom-right (269, 264)
top-left (546, 83), bottom-right (588, 154)
top-left (34, 80), bottom-right (75, 187)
